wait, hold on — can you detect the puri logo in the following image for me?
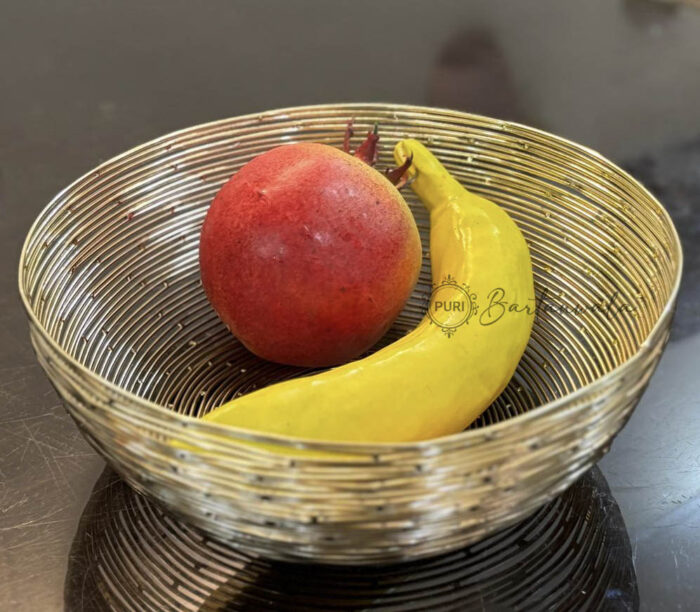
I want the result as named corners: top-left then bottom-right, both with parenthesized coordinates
top-left (427, 275), bottom-right (478, 337)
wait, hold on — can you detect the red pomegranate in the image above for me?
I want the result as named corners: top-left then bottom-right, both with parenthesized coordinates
top-left (199, 123), bottom-right (421, 367)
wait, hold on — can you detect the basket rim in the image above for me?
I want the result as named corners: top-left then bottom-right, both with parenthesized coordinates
top-left (17, 102), bottom-right (685, 452)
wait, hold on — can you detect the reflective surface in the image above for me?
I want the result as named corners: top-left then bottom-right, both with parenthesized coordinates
top-left (2, 0), bottom-right (700, 609)
top-left (65, 467), bottom-right (637, 611)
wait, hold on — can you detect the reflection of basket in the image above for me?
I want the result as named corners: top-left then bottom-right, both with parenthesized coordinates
top-left (65, 467), bottom-right (637, 609)
top-left (20, 104), bottom-right (682, 564)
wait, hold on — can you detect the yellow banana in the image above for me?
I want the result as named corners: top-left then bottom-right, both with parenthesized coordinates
top-left (202, 139), bottom-right (534, 443)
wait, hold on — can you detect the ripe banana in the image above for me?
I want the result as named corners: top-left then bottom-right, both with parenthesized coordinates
top-left (202, 139), bottom-right (535, 442)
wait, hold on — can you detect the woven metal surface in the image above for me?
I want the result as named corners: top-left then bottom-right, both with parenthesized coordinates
top-left (65, 467), bottom-right (637, 610)
top-left (19, 104), bottom-right (682, 564)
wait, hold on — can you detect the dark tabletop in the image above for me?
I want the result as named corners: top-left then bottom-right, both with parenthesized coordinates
top-left (1, 1), bottom-right (700, 610)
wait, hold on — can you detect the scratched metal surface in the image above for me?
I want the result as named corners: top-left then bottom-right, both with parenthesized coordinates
top-left (1, 0), bottom-right (700, 610)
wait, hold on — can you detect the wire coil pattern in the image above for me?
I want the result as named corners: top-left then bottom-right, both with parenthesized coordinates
top-left (65, 467), bottom-right (637, 610)
top-left (20, 104), bottom-right (681, 564)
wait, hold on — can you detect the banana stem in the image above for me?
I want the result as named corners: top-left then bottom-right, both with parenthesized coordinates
top-left (393, 139), bottom-right (464, 209)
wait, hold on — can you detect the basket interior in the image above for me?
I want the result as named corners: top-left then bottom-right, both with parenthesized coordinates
top-left (21, 107), bottom-right (678, 432)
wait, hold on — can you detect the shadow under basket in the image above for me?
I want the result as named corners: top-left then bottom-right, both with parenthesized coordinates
top-left (19, 104), bottom-right (682, 564)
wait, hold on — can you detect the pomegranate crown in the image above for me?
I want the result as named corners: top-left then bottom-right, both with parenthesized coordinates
top-left (343, 119), bottom-right (413, 188)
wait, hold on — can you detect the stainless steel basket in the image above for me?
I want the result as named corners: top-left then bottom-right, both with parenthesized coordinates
top-left (19, 104), bottom-right (682, 564)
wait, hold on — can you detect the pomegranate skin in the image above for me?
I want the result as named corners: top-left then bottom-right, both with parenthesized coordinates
top-left (199, 142), bottom-right (422, 367)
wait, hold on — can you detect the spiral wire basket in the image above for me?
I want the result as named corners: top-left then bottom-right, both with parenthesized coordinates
top-left (19, 104), bottom-right (682, 564)
top-left (66, 468), bottom-right (637, 610)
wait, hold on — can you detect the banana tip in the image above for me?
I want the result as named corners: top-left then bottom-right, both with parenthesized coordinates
top-left (393, 140), bottom-right (421, 179)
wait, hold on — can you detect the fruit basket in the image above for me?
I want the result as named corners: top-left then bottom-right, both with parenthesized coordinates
top-left (19, 104), bottom-right (682, 564)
